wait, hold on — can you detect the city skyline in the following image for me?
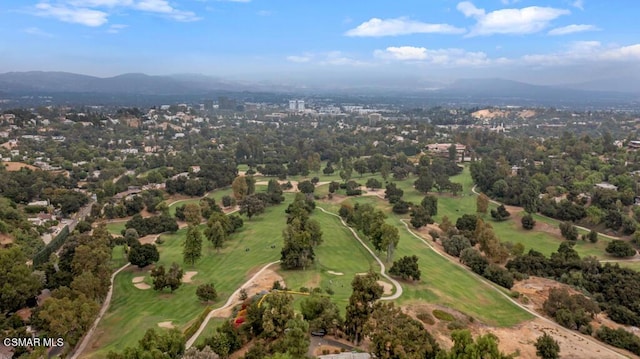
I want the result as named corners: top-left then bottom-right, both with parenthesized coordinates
top-left (1, 0), bottom-right (639, 87)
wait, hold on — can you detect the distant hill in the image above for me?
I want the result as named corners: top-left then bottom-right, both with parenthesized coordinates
top-left (0, 71), bottom-right (247, 95)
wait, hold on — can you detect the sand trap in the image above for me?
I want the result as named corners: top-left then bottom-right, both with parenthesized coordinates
top-left (182, 271), bottom-right (198, 283)
top-left (327, 271), bottom-right (344, 276)
top-left (356, 272), bottom-right (368, 276)
top-left (132, 276), bottom-right (145, 283)
top-left (377, 280), bottom-right (393, 295)
top-left (135, 283), bottom-right (151, 290)
top-left (157, 321), bottom-right (174, 329)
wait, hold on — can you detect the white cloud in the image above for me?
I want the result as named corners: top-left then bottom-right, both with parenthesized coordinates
top-left (321, 51), bottom-right (369, 66)
top-left (24, 27), bottom-right (54, 37)
top-left (522, 41), bottom-right (640, 65)
top-left (34, 2), bottom-right (109, 26)
top-left (345, 17), bottom-right (465, 37)
top-left (571, 0), bottom-right (584, 10)
top-left (66, 0), bottom-right (133, 7)
top-left (134, 0), bottom-right (200, 21)
top-left (374, 46), bottom-right (497, 66)
top-left (107, 23), bottom-right (128, 33)
top-left (286, 55), bottom-right (311, 63)
top-left (457, 1), bottom-right (570, 36)
top-left (548, 24), bottom-right (598, 36)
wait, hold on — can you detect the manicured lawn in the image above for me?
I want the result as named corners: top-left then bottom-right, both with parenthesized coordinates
top-left (85, 198), bottom-right (290, 357)
top-left (278, 209), bottom-right (381, 315)
top-left (337, 196), bottom-right (532, 327)
top-left (105, 222), bottom-right (126, 236)
top-left (110, 245), bottom-right (128, 270)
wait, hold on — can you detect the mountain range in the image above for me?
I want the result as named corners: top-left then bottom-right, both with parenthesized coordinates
top-left (0, 71), bottom-right (637, 107)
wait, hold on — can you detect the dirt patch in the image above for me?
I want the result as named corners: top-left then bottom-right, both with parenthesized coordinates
top-left (139, 234), bottom-right (158, 244)
top-left (327, 271), bottom-right (344, 276)
top-left (3, 161), bottom-right (38, 171)
top-left (182, 271), bottom-right (198, 283)
top-left (157, 321), bottom-right (174, 329)
top-left (512, 276), bottom-right (582, 312)
top-left (377, 280), bottom-right (393, 295)
top-left (321, 193), bottom-right (348, 205)
top-left (216, 268), bottom-right (285, 318)
top-left (0, 233), bottom-right (13, 245)
top-left (361, 188), bottom-right (385, 199)
top-left (223, 205), bottom-right (240, 214)
top-left (134, 283), bottom-right (151, 290)
top-left (132, 276), bottom-right (145, 284)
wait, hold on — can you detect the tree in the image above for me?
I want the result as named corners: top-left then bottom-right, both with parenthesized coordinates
top-left (410, 206), bottom-right (433, 229)
top-left (442, 235), bottom-right (472, 257)
top-left (183, 203), bottom-right (202, 226)
top-left (0, 247), bottom-right (42, 313)
top-left (345, 271), bottom-right (383, 345)
top-left (300, 295), bottom-right (342, 333)
top-left (476, 193), bottom-right (489, 214)
top-left (183, 225), bottom-right (203, 265)
top-left (521, 213), bottom-right (536, 230)
top-left (365, 302), bottom-right (439, 359)
top-left (587, 229), bottom-right (598, 243)
top-left (297, 180), bottom-right (315, 194)
top-left (535, 332), bottom-right (560, 359)
top-left (366, 178), bottom-right (382, 190)
top-left (437, 329), bottom-right (515, 359)
top-left (239, 194), bottom-right (266, 219)
top-left (385, 182), bottom-right (404, 204)
top-left (266, 179), bottom-right (285, 204)
top-left (559, 222), bottom-right (579, 241)
top-left (606, 240), bottom-right (636, 257)
top-left (490, 204), bottom-right (511, 221)
top-left (283, 316), bottom-right (310, 358)
top-left (231, 176), bottom-right (249, 201)
top-left (414, 174), bottom-right (434, 193)
top-left (389, 255), bottom-right (421, 281)
top-left (371, 223), bottom-right (399, 262)
top-left (128, 243), bottom-right (159, 268)
top-left (205, 220), bottom-right (226, 252)
top-left (261, 291), bottom-right (295, 339)
top-left (421, 195), bottom-right (438, 216)
top-left (196, 283), bottom-right (218, 302)
top-left (166, 263), bottom-right (184, 292)
top-left (353, 159), bottom-right (368, 177)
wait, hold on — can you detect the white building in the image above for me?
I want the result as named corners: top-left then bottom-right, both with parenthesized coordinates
top-left (288, 100), bottom-right (305, 112)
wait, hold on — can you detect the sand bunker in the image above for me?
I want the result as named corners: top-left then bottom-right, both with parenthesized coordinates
top-left (134, 283), bottom-right (151, 290)
top-left (157, 321), bottom-right (174, 329)
top-left (182, 271), bottom-right (198, 283)
top-left (132, 276), bottom-right (145, 283)
top-left (327, 271), bottom-right (344, 276)
top-left (377, 280), bottom-right (393, 295)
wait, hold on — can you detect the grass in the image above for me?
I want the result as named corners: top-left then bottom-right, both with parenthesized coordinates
top-left (110, 245), bottom-right (128, 270)
top-left (105, 222), bottom-right (126, 236)
top-left (331, 195), bottom-right (533, 327)
top-left (86, 198), bottom-right (290, 357)
top-left (278, 209), bottom-right (381, 315)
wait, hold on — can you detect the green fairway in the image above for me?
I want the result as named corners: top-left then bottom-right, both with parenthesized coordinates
top-left (335, 196), bottom-right (532, 327)
top-left (105, 222), bottom-right (126, 236)
top-left (86, 199), bottom-right (290, 357)
top-left (278, 209), bottom-right (381, 314)
top-left (110, 245), bottom-right (128, 270)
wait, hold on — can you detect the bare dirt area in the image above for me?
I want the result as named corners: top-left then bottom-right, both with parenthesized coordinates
top-left (512, 276), bottom-right (580, 312)
top-left (182, 271), bottom-right (198, 283)
top-left (360, 188), bottom-right (385, 199)
top-left (215, 268), bottom-right (285, 318)
top-left (0, 233), bottom-right (13, 245)
top-left (157, 321), bottom-right (174, 329)
top-left (138, 234), bottom-right (158, 244)
top-left (377, 280), bottom-right (393, 295)
top-left (402, 301), bottom-right (628, 359)
top-left (255, 179), bottom-right (330, 193)
top-left (3, 161), bottom-right (38, 171)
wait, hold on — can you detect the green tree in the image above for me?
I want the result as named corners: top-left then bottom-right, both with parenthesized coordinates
top-left (371, 223), bottom-right (399, 263)
top-left (436, 329), bottom-right (515, 359)
top-left (345, 271), bottom-right (383, 345)
top-left (366, 178), bottom-right (382, 190)
top-left (535, 332), bottom-right (560, 359)
top-left (606, 240), bottom-right (636, 257)
top-left (559, 222), bottom-right (579, 241)
top-left (421, 195), bottom-right (438, 216)
top-left (297, 180), bottom-right (315, 194)
top-left (231, 176), bottom-right (249, 201)
top-left (239, 194), bottom-right (266, 220)
top-left (490, 204), bottom-right (511, 221)
top-left (476, 193), bottom-right (489, 214)
top-left (410, 205), bottom-right (433, 229)
top-left (183, 203), bottom-right (202, 226)
top-left (184, 225), bottom-right (203, 265)
top-left (521, 213), bottom-right (536, 230)
top-left (389, 255), bottom-right (421, 281)
top-left (128, 243), bottom-right (160, 268)
top-left (0, 247), bottom-right (42, 313)
top-left (196, 283), bottom-right (218, 302)
top-left (283, 315), bottom-right (310, 358)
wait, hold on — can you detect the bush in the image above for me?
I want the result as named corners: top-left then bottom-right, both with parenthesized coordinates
top-left (596, 326), bottom-right (640, 355)
top-left (521, 213), bottom-right (536, 230)
top-left (606, 240), bottom-right (636, 257)
top-left (490, 204), bottom-right (511, 221)
top-left (416, 312), bottom-right (435, 325)
top-left (447, 320), bottom-right (466, 330)
top-left (432, 309), bottom-right (455, 322)
top-left (196, 283), bottom-right (218, 302)
top-left (559, 222), bottom-right (578, 241)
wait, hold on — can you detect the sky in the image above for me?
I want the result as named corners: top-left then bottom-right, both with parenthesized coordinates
top-left (0, 0), bottom-right (639, 86)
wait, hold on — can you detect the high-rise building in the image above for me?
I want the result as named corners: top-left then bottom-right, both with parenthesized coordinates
top-left (289, 99), bottom-right (305, 112)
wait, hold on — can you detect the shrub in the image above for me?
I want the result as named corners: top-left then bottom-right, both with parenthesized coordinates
top-left (416, 312), bottom-right (435, 325)
top-left (432, 309), bottom-right (455, 322)
top-left (606, 240), bottom-right (636, 257)
top-left (521, 213), bottom-right (536, 230)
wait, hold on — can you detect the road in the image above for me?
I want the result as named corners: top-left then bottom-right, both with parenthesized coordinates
top-left (398, 218), bottom-right (628, 359)
top-left (316, 206), bottom-right (402, 301)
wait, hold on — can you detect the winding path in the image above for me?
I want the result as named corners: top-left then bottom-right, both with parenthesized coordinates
top-left (185, 260), bottom-right (282, 348)
top-left (316, 206), bottom-right (402, 300)
top-left (399, 218), bottom-right (628, 359)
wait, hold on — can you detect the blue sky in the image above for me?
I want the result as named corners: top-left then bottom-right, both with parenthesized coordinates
top-left (1, 0), bottom-right (639, 85)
